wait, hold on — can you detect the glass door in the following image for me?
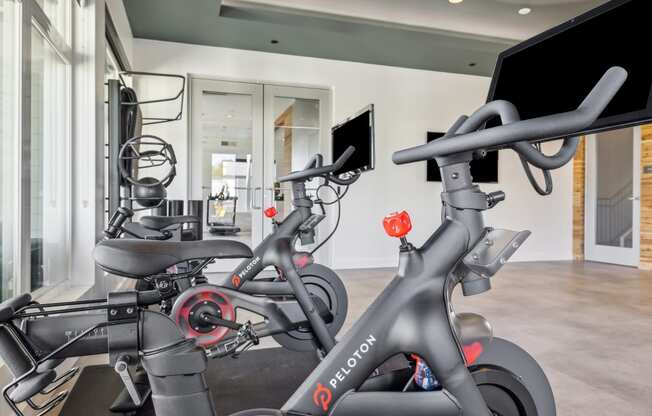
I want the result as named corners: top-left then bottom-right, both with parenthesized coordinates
top-left (263, 85), bottom-right (332, 265)
top-left (190, 79), bottom-right (263, 272)
top-left (585, 127), bottom-right (641, 266)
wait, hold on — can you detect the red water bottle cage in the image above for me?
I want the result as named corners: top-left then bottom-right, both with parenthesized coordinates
top-left (383, 211), bottom-right (412, 238)
top-left (264, 207), bottom-right (278, 218)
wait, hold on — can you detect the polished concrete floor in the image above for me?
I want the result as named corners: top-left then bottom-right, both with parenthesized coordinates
top-left (47, 261), bottom-right (652, 415)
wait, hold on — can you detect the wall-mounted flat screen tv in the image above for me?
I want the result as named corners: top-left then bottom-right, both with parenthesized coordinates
top-left (488, 0), bottom-right (652, 136)
top-left (426, 132), bottom-right (498, 183)
top-left (332, 104), bottom-right (375, 176)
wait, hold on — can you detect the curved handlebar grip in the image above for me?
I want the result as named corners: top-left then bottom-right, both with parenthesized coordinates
top-left (392, 66), bottom-right (628, 165)
top-left (332, 145), bottom-right (356, 171)
top-left (277, 146), bottom-right (356, 183)
top-left (303, 153), bottom-right (324, 171)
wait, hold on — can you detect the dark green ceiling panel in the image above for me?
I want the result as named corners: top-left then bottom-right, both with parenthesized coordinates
top-left (123, 0), bottom-right (516, 76)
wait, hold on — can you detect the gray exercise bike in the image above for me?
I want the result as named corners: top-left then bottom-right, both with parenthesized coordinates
top-left (0, 66), bottom-right (627, 416)
top-left (95, 148), bottom-right (358, 356)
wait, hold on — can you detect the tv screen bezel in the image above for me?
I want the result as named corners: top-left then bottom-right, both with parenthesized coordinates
top-left (331, 104), bottom-right (375, 175)
top-left (487, 0), bottom-right (652, 138)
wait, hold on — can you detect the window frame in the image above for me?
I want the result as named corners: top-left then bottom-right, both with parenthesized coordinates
top-left (14, 0), bottom-right (74, 298)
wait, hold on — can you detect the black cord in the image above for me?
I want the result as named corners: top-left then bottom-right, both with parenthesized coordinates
top-left (519, 142), bottom-right (553, 196)
top-left (309, 184), bottom-right (346, 255)
top-left (321, 184), bottom-right (349, 205)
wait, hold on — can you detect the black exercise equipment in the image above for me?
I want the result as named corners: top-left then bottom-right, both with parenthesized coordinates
top-left (94, 147), bottom-right (360, 356)
top-left (0, 66), bottom-right (626, 416)
top-left (107, 71), bottom-right (185, 215)
top-left (207, 185), bottom-right (241, 236)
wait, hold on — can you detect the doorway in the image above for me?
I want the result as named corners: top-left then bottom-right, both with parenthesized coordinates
top-left (189, 78), bottom-right (331, 272)
top-left (585, 127), bottom-right (641, 266)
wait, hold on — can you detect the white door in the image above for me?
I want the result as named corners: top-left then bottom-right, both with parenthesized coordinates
top-left (190, 79), bottom-right (333, 272)
top-left (263, 85), bottom-right (332, 265)
top-left (190, 79), bottom-right (264, 272)
top-left (585, 127), bottom-right (641, 266)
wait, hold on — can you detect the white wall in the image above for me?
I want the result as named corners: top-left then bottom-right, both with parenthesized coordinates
top-left (133, 39), bottom-right (574, 268)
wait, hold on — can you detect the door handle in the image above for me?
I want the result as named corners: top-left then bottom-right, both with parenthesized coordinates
top-left (251, 187), bottom-right (262, 209)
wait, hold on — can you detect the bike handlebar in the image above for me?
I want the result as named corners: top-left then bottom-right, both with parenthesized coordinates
top-left (392, 67), bottom-right (628, 168)
top-left (104, 207), bottom-right (135, 238)
top-left (277, 146), bottom-right (356, 183)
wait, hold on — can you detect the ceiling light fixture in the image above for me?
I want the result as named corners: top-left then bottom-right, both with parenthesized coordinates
top-left (518, 7), bottom-right (532, 15)
top-left (270, 39), bottom-right (279, 44)
top-left (449, 0), bottom-right (463, 3)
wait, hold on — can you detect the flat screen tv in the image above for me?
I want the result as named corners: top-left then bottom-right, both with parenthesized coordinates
top-left (426, 132), bottom-right (498, 183)
top-left (332, 105), bottom-right (375, 176)
top-left (488, 0), bottom-right (652, 136)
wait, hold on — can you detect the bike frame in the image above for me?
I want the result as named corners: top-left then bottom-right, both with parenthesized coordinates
top-left (120, 156), bottom-right (495, 416)
top-left (185, 178), bottom-right (340, 352)
top-left (281, 160), bottom-right (492, 416)
top-left (230, 180), bottom-right (316, 293)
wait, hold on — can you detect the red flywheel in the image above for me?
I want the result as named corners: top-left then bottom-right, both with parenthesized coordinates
top-left (170, 285), bottom-right (236, 348)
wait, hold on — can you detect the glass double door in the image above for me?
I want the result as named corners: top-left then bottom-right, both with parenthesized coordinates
top-left (190, 79), bottom-right (331, 272)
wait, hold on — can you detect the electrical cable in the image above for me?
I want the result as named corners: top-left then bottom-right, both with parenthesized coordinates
top-left (309, 183), bottom-right (346, 255)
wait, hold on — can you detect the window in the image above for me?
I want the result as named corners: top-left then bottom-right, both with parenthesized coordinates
top-left (35, 0), bottom-right (70, 40)
top-left (30, 24), bottom-right (70, 291)
top-left (0, 0), bottom-right (72, 300)
top-left (0, 0), bottom-right (19, 300)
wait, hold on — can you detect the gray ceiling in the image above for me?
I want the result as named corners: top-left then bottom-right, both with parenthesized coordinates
top-left (122, 0), bottom-right (604, 77)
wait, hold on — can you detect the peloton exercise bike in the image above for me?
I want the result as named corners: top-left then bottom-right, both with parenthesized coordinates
top-left (94, 146), bottom-right (360, 356)
top-left (0, 66), bottom-right (627, 416)
top-left (95, 105), bottom-right (374, 356)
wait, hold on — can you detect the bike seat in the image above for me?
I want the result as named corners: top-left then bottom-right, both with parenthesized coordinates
top-left (140, 215), bottom-right (200, 230)
top-left (229, 410), bottom-right (283, 416)
top-left (94, 239), bottom-right (253, 279)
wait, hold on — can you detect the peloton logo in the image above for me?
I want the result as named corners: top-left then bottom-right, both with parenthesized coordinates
top-left (312, 383), bottom-right (332, 411)
top-left (312, 333), bottom-right (377, 411)
top-left (238, 256), bottom-right (261, 280)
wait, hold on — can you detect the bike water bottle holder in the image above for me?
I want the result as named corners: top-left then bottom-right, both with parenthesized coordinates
top-left (463, 228), bottom-right (531, 278)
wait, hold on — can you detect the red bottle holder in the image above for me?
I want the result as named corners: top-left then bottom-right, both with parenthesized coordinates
top-left (383, 211), bottom-right (412, 238)
top-left (264, 207), bottom-right (278, 218)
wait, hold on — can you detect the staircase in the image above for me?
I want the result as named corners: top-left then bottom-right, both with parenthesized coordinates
top-left (596, 181), bottom-right (633, 247)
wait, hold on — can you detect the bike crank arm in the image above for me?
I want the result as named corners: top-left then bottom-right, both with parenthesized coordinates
top-left (198, 313), bottom-right (243, 331)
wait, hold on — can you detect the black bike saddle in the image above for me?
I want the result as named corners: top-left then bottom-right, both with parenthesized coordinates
top-left (94, 239), bottom-right (253, 279)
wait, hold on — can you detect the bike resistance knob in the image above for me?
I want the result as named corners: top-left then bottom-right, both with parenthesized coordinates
top-left (383, 211), bottom-right (412, 238)
top-left (264, 207), bottom-right (278, 218)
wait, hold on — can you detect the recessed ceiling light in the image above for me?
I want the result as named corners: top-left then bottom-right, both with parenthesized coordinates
top-left (449, 0), bottom-right (463, 3)
top-left (518, 7), bottom-right (532, 15)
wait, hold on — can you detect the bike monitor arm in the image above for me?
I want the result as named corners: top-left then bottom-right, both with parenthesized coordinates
top-left (277, 146), bottom-right (356, 183)
top-left (393, 67), bottom-right (627, 170)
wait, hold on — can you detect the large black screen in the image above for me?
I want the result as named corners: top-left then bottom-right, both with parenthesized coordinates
top-left (489, 0), bottom-right (652, 135)
top-left (332, 105), bottom-right (375, 176)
